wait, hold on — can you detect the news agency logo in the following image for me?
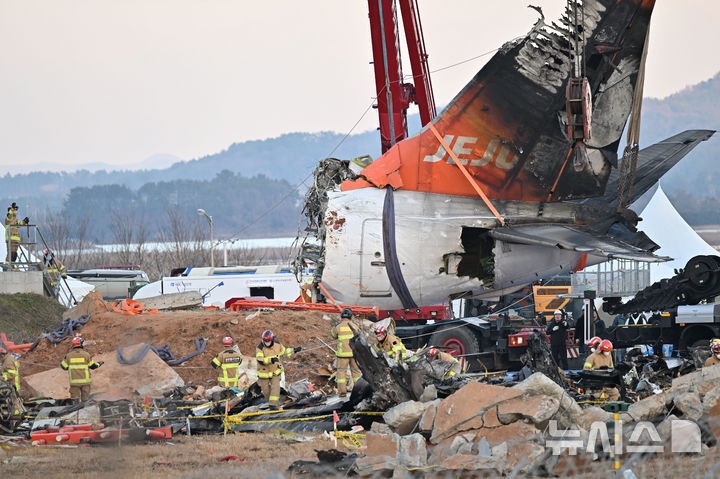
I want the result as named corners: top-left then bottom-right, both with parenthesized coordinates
top-left (546, 419), bottom-right (702, 455)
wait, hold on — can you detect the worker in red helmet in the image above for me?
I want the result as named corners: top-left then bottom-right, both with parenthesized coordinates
top-left (330, 308), bottom-right (361, 397)
top-left (584, 339), bottom-right (619, 401)
top-left (60, 337), bottom-right (103, 402)
top-left (427, 347), bottom-right (461, 378)
top-left (255, 330), bottom-right (301, 408)
top-left (705, 340), bottom-right (720, 367)
top-left (211, 336), bottom-right (243, 388)
top-left (374, 324), bottom-right (407, 362)
top-left (584, 339), bottom-right (614, 370)
top-left (588, 336), bottom-right (602, 354)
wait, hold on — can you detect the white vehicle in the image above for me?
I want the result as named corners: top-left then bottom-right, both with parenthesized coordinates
top-left (133, 265), bottom-right (313, 308)
top-left (68, 269), bottom-right (150, 300)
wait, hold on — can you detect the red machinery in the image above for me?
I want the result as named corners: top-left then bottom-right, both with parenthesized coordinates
top-left (367, 0), bottom-right (436, 153)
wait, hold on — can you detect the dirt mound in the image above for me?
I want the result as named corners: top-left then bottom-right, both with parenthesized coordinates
top-left (21, 306), bottom-right (338, 389)
top-left (62, 290), bottom-right (111, 319)
top-left (0, 293), bottom-right (66, 343)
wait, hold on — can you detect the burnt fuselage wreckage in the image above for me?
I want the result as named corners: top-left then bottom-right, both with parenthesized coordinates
top-left (296, 0), bottom-right (714, 310)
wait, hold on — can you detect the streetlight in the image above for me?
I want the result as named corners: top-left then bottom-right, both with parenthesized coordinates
top-left (197, 208), bottom-right (214, 268)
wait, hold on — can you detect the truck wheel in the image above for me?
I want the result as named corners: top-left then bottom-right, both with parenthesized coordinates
top-left (429, 325), bottom-right (480, 359)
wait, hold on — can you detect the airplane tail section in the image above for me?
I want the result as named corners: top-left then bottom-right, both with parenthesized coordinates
top-left (602, 129), bottom-right (715, 207)
top-left (343, 0), bottom-right (656, 203)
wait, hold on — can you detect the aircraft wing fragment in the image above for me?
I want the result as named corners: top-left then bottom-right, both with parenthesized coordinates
top-left (488, 224), bottom-right (671, 263)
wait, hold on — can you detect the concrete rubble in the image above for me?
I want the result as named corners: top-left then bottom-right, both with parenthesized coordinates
top-left (4, 296), bottom-right (720, 477)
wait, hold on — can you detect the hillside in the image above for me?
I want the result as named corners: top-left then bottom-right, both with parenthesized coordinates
top-left (1, 73), bottom-right (718, 234)
top-left (0, 294), bottom-right (66, 343)
top-left (644, 73), bottom-right (720, 223)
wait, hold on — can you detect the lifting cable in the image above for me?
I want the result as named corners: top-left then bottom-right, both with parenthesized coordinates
top-left (617, 21), bottom-right (651, 210)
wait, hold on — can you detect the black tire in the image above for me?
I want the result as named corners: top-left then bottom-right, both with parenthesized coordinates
top-left (429, 325), bottom-right (481, 359)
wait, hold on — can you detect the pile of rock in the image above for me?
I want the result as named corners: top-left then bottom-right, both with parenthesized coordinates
top-left (356, 365), bottom-right (720, 476)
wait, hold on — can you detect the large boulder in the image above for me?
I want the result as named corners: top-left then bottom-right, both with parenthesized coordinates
top-left (24, 343), bottom-right (184, 398)
top-left (674, 392), bottom-right (704, 421)
top-left (418, 399), bottom-right (441, 436)
top-left (383, 400), bottom-right (431, 435)
top-left (512, 372), bottom-right (584, 429)
top-left (430, 381), bottom-right (522, 443)
top-left (672, 363), bottom-right (720, 395)
top-left (626, 393), bottom-right (667, 422)
top-left (496, 394), bottom-right (560, 426)
top-left (397, 433), bottom-right (427, 468)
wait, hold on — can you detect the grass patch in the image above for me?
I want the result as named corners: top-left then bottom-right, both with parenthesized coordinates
top-left (0, 293), bottom-right (66, 343)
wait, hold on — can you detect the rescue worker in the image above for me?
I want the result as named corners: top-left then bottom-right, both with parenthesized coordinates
top-left (705, 339), bottom-right (720, 367)
top-left (583, 339), bottom-right (619, 401)
top-left (330, 308), bottom-right (360, 397)
top-left (0, 347), bottom-right (22, 417)
top-left (427, 347), bottom-right (461, 378)
top-left (4, 203), bottom-right (29, 264)
top-left (43, 248), bottom-right (67, 296)
top-left (584, 339), bottom-right (615, 370)
top-left (1, 347), bottom-right (20, 392)
top-left (546, 309), bottom-right (569, 369)
top-left (211, 336), bottom-right (243, 388)
top-left (60, 337), bottom-right (103, 402)
top-left (374, 325), bottom-right (407, 361)
top-left (255, 330), bottom-right (301, 408)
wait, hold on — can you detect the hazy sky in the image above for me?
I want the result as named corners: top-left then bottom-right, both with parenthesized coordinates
top-left (1, 0), bottom-right (718, 171)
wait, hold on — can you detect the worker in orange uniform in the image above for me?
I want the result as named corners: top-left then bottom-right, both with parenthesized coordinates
top-left (427, 347), bottom-right (461, 378)
top-left (330, 308), bottom-right (361, 397)
top-left (255, 330), bottom-right (301, 408)
top-left (211, 336), bottom-right (244, 388)
top-left (705, 339), bottom-right (720, 367)
top-left (374, 325), bottom-right (407, 361)
top-left (4, 203), bottom-right (28, 265)
top-left (1, 347), bottom-right (20, 392)
top-left (60, 337), bottom-right (103, 402)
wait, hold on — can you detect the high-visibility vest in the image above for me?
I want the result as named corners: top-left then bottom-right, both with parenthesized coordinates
top-left (5, 213), bottom-right (23, 242)
top-left (211, 350), bottom-right (243, 387)
top-left (331, 320), bottom-right (355, 358)
top-left (255, 342), bottom-right (293, 379)
top-left (375, 333), bottom-right (407, 360)
top-left (61, 350), bottom-right (97, 385)
top-left (2, 356), bottom-right (20, 391)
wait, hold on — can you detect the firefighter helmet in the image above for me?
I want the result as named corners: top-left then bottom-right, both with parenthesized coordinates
top-left (599, 339), bottom-right (613, 352)
top-left (72, 337), bottom-right (84, 348)
top-left (588, 336), bottom-right (602, 349)
top-left (375, 325), bottom-right (388, 341)
top-left (427, 347), bottom-right (439, 358)
top-left (222, 336), bottom-right (234, 347)
top-left (262, 330), bottom-right (274, 342)
top-left (340, 308), bottom-right (353, 319)
top-left (712, 342), bottom-right (720, 354)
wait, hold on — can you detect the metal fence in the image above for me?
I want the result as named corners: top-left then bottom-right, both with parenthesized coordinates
top-left (571, 259), bottom-right (652, 297)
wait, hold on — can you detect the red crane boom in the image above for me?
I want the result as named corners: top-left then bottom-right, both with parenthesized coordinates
top-left (367, 0), bottom-right (436, 153)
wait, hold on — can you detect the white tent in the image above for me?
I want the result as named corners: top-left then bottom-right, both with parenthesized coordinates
top-left (635, 186), bottom-right (718, 282)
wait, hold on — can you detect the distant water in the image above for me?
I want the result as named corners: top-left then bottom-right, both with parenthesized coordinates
top-left (91, 236), bottom-right (304, 253)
